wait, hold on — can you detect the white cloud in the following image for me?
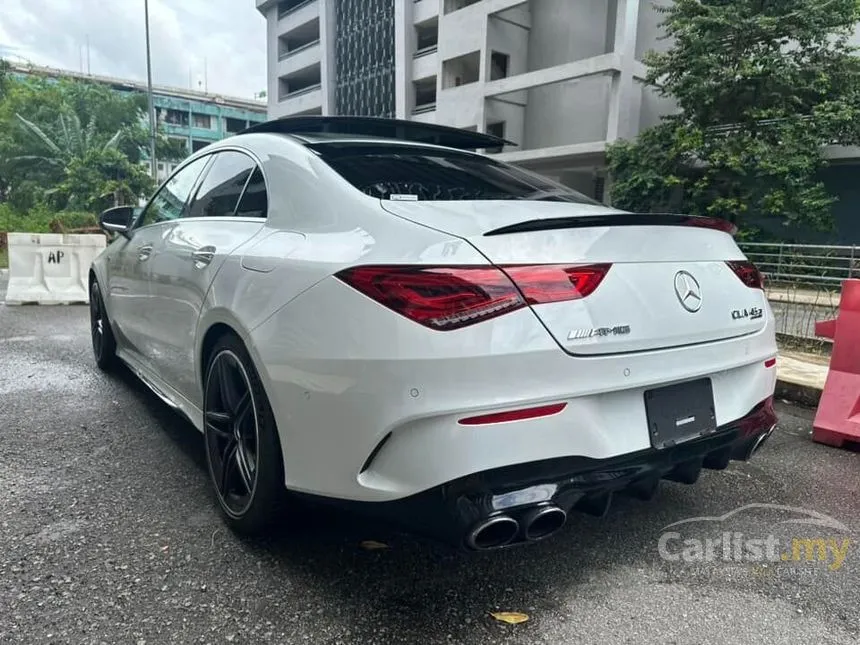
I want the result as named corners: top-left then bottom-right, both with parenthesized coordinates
top-left (0, 0), bottom-right (266, 99)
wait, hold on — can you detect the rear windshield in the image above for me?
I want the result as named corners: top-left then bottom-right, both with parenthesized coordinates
top-left (310, 143), bottom-right (601, 204)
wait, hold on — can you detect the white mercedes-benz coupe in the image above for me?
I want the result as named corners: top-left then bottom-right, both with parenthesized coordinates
top-left (90, 116), bottom-right (777, 550)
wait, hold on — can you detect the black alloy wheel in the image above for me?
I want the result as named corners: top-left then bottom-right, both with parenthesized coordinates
top-left (203, 334), bottom-right (287, 534)
top-left (90, 279), bottom-right (117, 370)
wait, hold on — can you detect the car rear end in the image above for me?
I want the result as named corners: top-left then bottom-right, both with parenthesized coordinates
top-left (253, 140), bottom-right (778, 550)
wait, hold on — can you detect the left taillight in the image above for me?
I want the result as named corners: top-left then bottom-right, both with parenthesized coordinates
top-left (335, 263), bottom-right (611, 331)
top-left (726, 260), bottom-right (764, 289)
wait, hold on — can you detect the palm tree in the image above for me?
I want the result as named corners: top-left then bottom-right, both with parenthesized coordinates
top-left (11, 112), bottom-right (131, 209)
top-left (13, 112), bottom-right (122, 168)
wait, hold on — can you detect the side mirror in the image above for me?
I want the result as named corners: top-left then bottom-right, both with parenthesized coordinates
top-left (99, 206), bottom-right (135, 238)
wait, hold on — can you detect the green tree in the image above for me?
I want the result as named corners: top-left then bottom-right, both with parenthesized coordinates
top-left (0, 74), bottom-right (186, 211)
top-left (607, 0), bottom-right (860, 234)
top-left (13, 112), bottom-right (152, 210)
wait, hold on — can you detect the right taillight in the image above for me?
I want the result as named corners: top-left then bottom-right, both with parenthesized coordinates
top-left (726, 260), bottom-right (764, 289)
top-left (335, 263), bottom-right (611, 331)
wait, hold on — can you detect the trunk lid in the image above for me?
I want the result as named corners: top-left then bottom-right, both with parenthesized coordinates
top-left (380, 200), bottom-right (767, 355)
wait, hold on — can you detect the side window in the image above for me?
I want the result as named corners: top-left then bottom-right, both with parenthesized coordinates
top-left (186, 151), bottom-right (255, 218)
top-left (235, 167), bottom-right (268, 218)
top-left (138, 156), bottom-right (209, 227)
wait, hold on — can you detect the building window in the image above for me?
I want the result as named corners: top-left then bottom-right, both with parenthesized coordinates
top-left (490, 51), bottom-right (509, 81)
top-left (485, 121), bottom-right (505, 153)
top-left (193, 113), bottom-right (212, 129)
top-left (164, 109), bottom-right (189, 127)
top-left (225, 117), bottom-right (248, 133)
top-left (192, 140), bottom-right (210, 153)
top-left (444, 0), bottom-right (481, 14)
top-left (413, 77), bottom-right (437, 113)
top-left (442, 52), bottom-right (480, 89)
top-left (168, 136), bottom-right (189, 153)
top-left (414, 18), bottom-right (438, 55)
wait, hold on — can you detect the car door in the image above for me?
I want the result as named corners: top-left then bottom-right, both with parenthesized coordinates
top-left (106, 155), bottom-right (210, 361)
top-left (146, 149), bottom-right (268, 403)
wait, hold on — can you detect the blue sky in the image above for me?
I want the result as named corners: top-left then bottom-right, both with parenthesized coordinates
top-left (0, 0), bottom-right (267, 100)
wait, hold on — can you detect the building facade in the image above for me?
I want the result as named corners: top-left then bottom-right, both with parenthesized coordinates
top-left (256, 0), bottom-right (674, 202)
top-left (8, 62), bottom-right (268, 182)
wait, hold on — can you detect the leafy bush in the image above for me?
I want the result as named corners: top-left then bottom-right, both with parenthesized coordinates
top-left (0, 203), bottom-right (97, 233)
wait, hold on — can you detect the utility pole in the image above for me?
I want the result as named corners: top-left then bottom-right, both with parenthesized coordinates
top-left (144, 0), bottom-right (157, 179)
top-left (86, 35), bottom-right (91, 75)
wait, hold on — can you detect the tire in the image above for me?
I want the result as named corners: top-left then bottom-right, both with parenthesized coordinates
top-left (203, 332), bottom-right (287, 535)
top-left (90, 279), bottom-right (117, 371)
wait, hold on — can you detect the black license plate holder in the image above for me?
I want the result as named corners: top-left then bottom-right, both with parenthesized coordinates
top-left (644, 378), bottom-right (717, 450)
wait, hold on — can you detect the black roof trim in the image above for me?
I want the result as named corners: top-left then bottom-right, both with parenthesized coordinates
top-left (239, 116), bottom-right (517, 151)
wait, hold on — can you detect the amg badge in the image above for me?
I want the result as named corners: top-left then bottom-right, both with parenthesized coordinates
top-left (731, 307), bottom-right (763, 321)
top-left (567, 325), bottom-right (631, 341)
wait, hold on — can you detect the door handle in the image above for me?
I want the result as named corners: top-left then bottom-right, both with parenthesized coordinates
top-left (137, 245), bottom-right (153, 262)
top-left (191, 246), bottom-right (216, 268)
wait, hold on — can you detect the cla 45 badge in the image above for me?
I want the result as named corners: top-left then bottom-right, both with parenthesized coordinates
top-left (732, 306), bottom-right (763, 321)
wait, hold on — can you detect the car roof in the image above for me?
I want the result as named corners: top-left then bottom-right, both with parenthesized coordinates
top-left (239, 115), bottom-right (516, 151)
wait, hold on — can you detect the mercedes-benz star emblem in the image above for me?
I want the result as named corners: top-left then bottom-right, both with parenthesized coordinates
top-left (674, 271), bottom-right (702, 313)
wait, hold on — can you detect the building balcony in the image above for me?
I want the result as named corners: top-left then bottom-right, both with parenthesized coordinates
top-left (412, 47), bottom-right (438, 81)
top-left (410, 107), bottom-right (437, 124)
top-left (277, 84), bottom-right (323, 115)
top-left (413, 0), bottom-right (440, 24)
top-left (277, 40), bottom-right (322, 77)
top-left (276, 0), bottom-right (319, 35)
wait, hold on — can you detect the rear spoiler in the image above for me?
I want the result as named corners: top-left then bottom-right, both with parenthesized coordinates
top-left (483, 213), bottom-right (738, 237)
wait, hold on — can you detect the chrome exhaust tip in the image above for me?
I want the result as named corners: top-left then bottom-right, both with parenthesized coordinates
top-left (747, 424), bottom-right (776, 459)
top-left (522, 505), bottom-right (567, 541)
top-left (465, 515), bottom-right (519, 550)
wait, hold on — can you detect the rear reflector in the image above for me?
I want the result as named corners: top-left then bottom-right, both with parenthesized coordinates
top-left (764, 357), bottom-right (776, 368)
top-left (726, 260), bottom-right (764, 289)
top-left (336, 264), bottom-right (611, 330)
top-left (459, 402), bottom-right (567, 426)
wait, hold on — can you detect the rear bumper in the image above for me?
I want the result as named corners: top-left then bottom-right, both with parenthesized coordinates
top-left (301, 397), bottom-right (778, 549)
top-left (251, 275), bottom-right (778, 503)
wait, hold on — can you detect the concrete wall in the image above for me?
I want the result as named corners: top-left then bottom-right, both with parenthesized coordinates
top-left (436, 83), bottom-right (484, 128)
top-left (522, 0), bottom-right (612, 149)
top-left (528, 0), bottom-right (610, 71)
top-left (266, 10), bottom-right (280, 115)
top-left (638, 81), bottom-right (676, 130)
top-left (635, 0), bottom-right (672, 59)
top-left (438, 2), bottom-right (485, 59)
top-left (524, 75), bottom-right (613, 149)
top-left (485, 12), bottom-right (529, 144)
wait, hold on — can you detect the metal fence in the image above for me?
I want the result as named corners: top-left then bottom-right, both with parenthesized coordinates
top-left (738, 242), bottom-right (859, 288)
top-left (738, 242), bottom-right (850, 341)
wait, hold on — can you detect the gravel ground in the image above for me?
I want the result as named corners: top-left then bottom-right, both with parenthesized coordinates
top-left (1, 278), bottom-right (859, 644)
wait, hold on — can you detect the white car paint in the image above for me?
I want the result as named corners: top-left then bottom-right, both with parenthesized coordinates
top-left (91, 131), bottom-right (778, 507)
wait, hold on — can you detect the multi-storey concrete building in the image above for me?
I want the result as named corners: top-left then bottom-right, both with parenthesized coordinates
top-left (8, 62), bottom-right (268, 181)
top-left (256, 0), bottom-right (674, 202)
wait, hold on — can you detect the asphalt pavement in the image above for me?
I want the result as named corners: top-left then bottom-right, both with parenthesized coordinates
top-left (1, 277), bottom-right (859, 645)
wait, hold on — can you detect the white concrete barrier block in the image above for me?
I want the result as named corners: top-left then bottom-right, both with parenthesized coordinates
top-left (4, 232), bottom-right (106, 305)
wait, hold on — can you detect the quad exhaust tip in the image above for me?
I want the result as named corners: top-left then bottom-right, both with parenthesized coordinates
top-left (746, 424), bottom-right (776, 459)
top-left (522, 505), bottom-right (567, 541)
top-left (466, 515), bottom-right (519, 550)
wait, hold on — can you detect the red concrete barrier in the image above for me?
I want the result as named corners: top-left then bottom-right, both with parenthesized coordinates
top-left (813, 279), bottom-right (860, 448)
